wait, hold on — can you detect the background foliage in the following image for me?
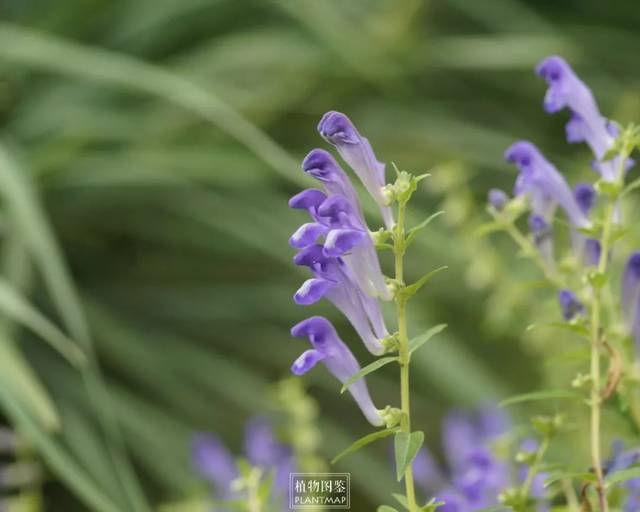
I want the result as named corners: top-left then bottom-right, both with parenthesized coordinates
top-left (1, 0), bottom-right (640, 509)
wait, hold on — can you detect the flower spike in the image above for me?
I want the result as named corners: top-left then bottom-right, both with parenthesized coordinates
top-left (291, 316), bottom-right (383, 426)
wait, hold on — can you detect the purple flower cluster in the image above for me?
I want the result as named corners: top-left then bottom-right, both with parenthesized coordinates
top-left (408, 407), bottom-right (548, 511)
top-left (289, 112), bottom-right (393, 426)
top-left (192, 417), bottom-right (295, 510)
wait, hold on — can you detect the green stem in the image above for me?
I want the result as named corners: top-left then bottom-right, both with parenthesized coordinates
top-left (518, 435), bottom-right (550, 510)
top-left (503, 222), bottom-right (562, 288)
top-left (394, 199), bottom-right (418, 512)
top-left (589, 198), bottom-right (615, 512)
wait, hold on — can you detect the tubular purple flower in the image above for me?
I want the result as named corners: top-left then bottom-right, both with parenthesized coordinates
top-left (290, 316), bottom-right (383, 426)
top-left (558, 289), bottom-right (585, 321)
top-left (488, 188), bottom-right (509, 211)
top-left (288, 189), bottom-right (328, 215)
top-left (293, 245), bottom-right (387, 354)
top-left (506, 141), bottom-right (590, 229)
top-left (536, 56), bottom-right (627, 181)
top-left (622, 252), bottom-right (640, 352)
top-left (570, 183), bottom-right (600, 267)
top-left (317, 111), bottom-right (394, 228)
top-left (191, 434), bottom-right (239, 498)
top-left (574, 183), bottom-right (596, 215)
top-left (529, 214), bottom-right (555, 269)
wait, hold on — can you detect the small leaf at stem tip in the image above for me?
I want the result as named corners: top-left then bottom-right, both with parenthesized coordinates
top-left (400, 266), bottom-right (448, 300)
top-left (331, 428), bottom-right (398, 464)
top-left (377, 506), bottom-right (399, 512)
top-left (394, 431), bottom-right (424, 481)
top-left (604, 466), bottom-right (640, 488)
top-left (392, 493), bottom-right (409, 510)
top-left (340, 357), bottom-right (399, 394)
top-left (499, 390), bottom-right (582, 407)
top-left (406, 211), bottom-right (445, 247)
top-left (409, 324), bottom-right (447, 354)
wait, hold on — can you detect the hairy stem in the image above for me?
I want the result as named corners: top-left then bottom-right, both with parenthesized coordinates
top-left (394, 199), bottom-right (418, 512)
top-left (589, 198), bottom-right (616, 512)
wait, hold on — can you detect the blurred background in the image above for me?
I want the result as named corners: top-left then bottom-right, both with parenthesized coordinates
top-left (0, 0), bottom-right (640, 510)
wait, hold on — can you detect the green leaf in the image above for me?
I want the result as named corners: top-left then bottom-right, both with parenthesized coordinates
top-left (544, 471), bottom-right (597, 488)
top-left (0, 335), bottom-right (59, 431)
top-left (341, 356), bottom-right (399, 393)
top-left (332, 428), bottom-right (398, 464)
top-left (622, 176), bottom-right (640, 197)
top-left (406, 211), bottom-right (444, 247)
top-left (499, 390), bottom-right (582, 407)
top-left (0, 279), bottom-right (87, 367)
top-left (409, 324), bottom-right (447, 354)
top-left (605, 466), bottom-right (640, 488)
top-left (526, 322), bottom-right (589, 338)
top-left (378, 506), bottom-right (399, 512)
top-left (394, 431), bottom-right (424, 481)
top-left (392, 493), bottom-right (409, 510)
top-left (400, 266), bottom-right (448, 300)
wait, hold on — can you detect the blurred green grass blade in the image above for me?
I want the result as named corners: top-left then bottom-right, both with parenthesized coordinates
top-left (0, 22), bottom-right (302, 184)
top-left (0, 335), bottom-right (59, 431)
top-left (0, 144), bottom-right (150, 510)
top-left (0, 386), bottom-right (123, 512)
top-left (0, 279), bottom-right (86, 366)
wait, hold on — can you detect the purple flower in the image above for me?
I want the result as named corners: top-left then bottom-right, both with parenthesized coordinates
top-left (536, 56), bottom-right (631, 181)
top-left (574, 183), bottom-right (596, 215)
top-left (293, 245), bottom-right (388, 355)
top-left (506, 141), bottom-right (590, 229)
top-left (317, 111), bottom-right (394, 228)
top-left (557, 289), bottom-right (585, 321)
top-left (488, 188), bottom-right (509, 211)
top-left (622, 252), bottom-right (640, 353)
top-left (291, 316), bottom-right (383, 426)
top-left (192, 434), bottom-right (239, 500)
top-left (528, 214), bottom-right (555, 268)
top-left (411, 407), bottom-right (515, 510)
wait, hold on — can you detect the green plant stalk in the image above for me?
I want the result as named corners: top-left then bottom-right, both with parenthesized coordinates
top-left (246, 468), bottom-right (264, 512)
top-left (588, 196), bottom-right (615, 512)
top-left (394, 199), bottom-right (418, 512)
top-left (517, 434), bottom-right (550, 510)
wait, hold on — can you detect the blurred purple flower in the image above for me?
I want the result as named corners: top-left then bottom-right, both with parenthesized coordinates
top-left (605, 441), bottom-right (640, 512)
top-left (192, 418), bottom-right (295, 509)
top-left (407, 407), bottom-right (549, 511)
top-left (557, 289), bottom-right (585, 321)
top-left (291, 316), bottom-right (383, 426)
top-left (488, 188), bottom-right (509, 212)
top-left (506, 141), bottom-right (590, 229)
top-left (318, 111), bottom-right (394, 228)
top-left (622, 252), bottom-right (640, 354)
top-left (536, 56), bottom-right (632, 181)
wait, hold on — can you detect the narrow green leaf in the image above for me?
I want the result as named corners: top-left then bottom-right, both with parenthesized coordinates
top-left (378, 506), bottom-right (399, 512)
top-left (605, 466), bottom-right (640, 488)
top-left (0, 387), bottom-right (121, 512)
top-left (341, 357), bottom-right (399, 394)
top-left (622, 176), bottom-right (640, 197)
top-left (392, 493), bottom-right (409, 510)
top-left (406, 211), bottom-right (444, 247)
top-left (0, 336), bottom-right (59, 430)
top-left (0, 279), bottom-right (86, 367)
top-left (394, 431), bottom-right (424, 481)
top-left (500, 390), bottom-right (582, 407)
top-left (401, 266), bottom-right (448, 300)
top-left (526, 322), bottom-right (589, 338)
top-left (544, 471), bottom-right (597, 488)
top-left (331, 428), bottom-right (398, 464)
top-left (409, 324), bottom-right (447, 354)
